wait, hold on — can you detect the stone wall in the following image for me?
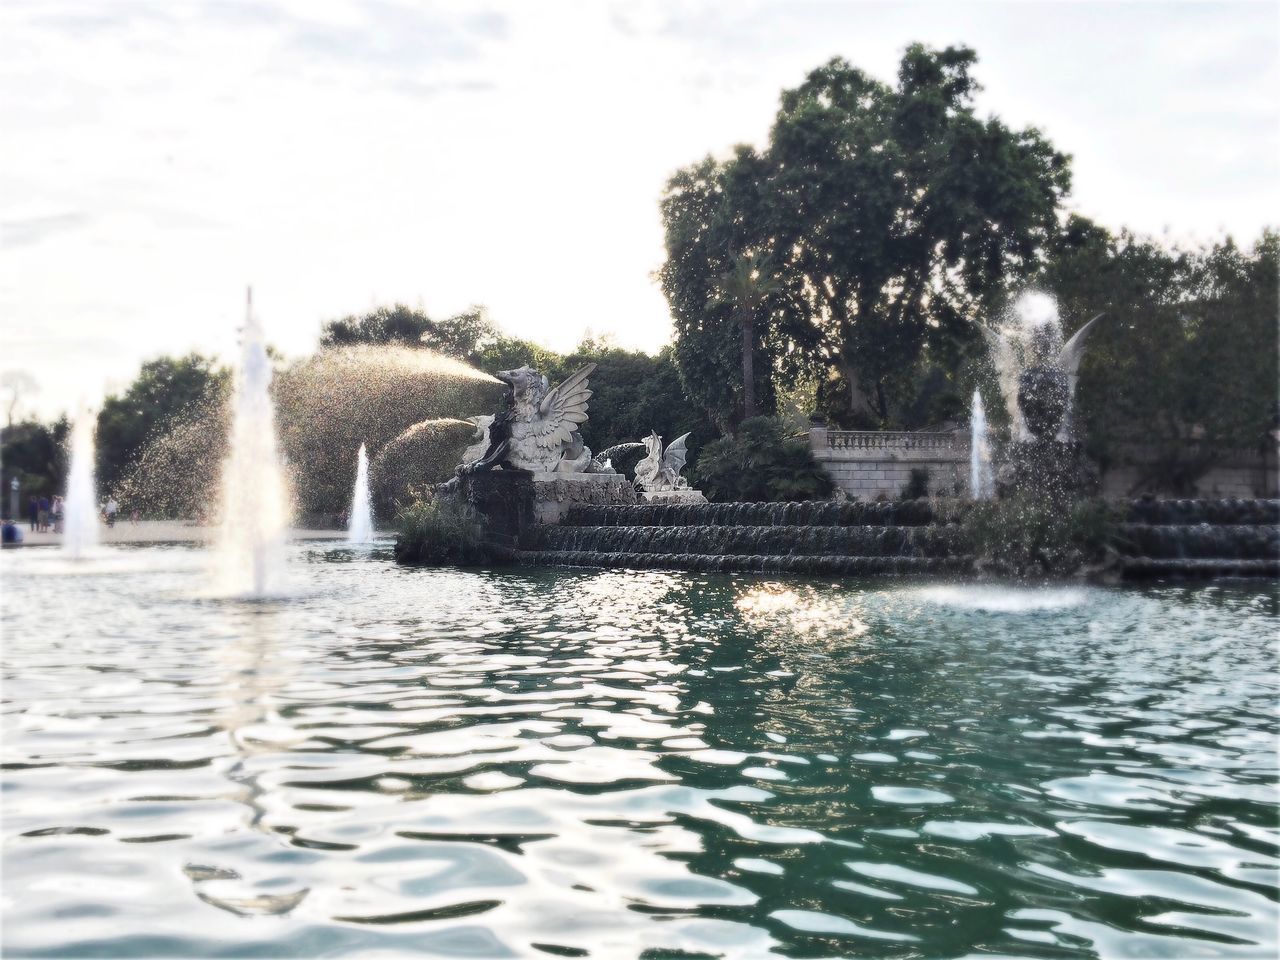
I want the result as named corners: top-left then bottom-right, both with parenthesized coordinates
top-left (810, 426), bottom-right (1280, 501)
top-left (809, 427), bottom-right (970, 501)
top-left (1100, 445), bottom-right (1279, 499)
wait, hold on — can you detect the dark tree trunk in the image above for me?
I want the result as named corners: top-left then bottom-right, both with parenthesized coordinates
top-left (741, 312), bottom-right (756, 421)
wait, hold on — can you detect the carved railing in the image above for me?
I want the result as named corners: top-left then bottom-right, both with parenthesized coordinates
top-left (825, 430), bottom-right (961, 452)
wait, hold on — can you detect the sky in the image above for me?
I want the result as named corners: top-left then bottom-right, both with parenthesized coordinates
top-left (2, 0), bottom-right (1276, 419)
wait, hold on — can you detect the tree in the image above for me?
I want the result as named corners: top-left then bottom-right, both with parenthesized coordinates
top-left (1, 371), bottom-right (39, 426)
top-left (1, 416), bottom-right (69, 508)
top-left (660, 148), bottom-right (782, 432)
top-left (95, 354), bottom-right (230, 496)
top-left (1044, 219), bottom-right (1278, 493)
top-left (320, 303), bottom-right (499, 363)
top-left (661, 46), bottom-right (1070, 428)
top-left (708, 252), bottom-right (781, 421)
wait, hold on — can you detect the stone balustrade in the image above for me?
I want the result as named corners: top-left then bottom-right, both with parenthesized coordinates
top-left (809, 425), bottom-right (969, 500)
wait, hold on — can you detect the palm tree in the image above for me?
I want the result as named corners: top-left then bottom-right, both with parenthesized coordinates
top-left (709, 252), bottom-right (779, 422)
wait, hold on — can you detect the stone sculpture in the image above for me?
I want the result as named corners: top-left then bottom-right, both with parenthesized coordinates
top-left (985, 313), bottom-right (1104, 497)
top-left (460, 364), bottom-right (604, 476)
top-left (635, 431), bottom-right (690, 492)
top-left (633, 431), bottom-right (707, 503)
top-left (450, 362), bottom-right (636, 530)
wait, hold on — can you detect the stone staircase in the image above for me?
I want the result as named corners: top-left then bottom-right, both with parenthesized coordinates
top-left (515, 500), bottom-right (972, 575)
top-left (1116, 498), bottom-right (1279, 578)
top-left (512, 497), bottom-right (1278, 579)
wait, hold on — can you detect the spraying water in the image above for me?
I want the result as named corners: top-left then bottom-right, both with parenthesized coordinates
top-left (63, 408), bottom-right (99, 557)
top-left (347, 444), bottom-right (373, 544)
top-left (987, 291), bottom-right (1065, 441)
top-left (969, 390), bottom-right (994, 500)
top-left (214, 290), bottom-right (290, 596)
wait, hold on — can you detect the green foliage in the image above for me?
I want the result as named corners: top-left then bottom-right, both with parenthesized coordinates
top-left (393, 497), bottom-right (493, 566)
top-left (321, 304), bottom-right (499, 362)
top-left (661, 45), bottom-right (1069, 429)
top-left (95, 354), bottom-right (229, 496)
top-left (1, 417), bottom-right (70, 510)
top-left (693, 416), bottom-right (834, 502)
top-left (965, 495), bottom-right (1116, 577)
top-left (1045, 219), bottom-right (1279, 493)
top-left (901, 468), bottom-right (930, 501)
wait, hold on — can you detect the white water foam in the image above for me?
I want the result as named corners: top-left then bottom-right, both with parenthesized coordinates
top-left (913, 585), bottom-right (1090, 613)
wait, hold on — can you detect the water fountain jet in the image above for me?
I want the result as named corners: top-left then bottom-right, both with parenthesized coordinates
top-left (347, 444), bottom-right (373, 544)
top-left (213, 290), bottom-right (290, 596)
top-left (63, 407), bottom-right (99, 557)
top-left (969, 390), bottom-right (994, 501)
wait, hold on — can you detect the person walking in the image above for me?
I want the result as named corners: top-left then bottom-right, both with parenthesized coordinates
top-left (52, 496), bottom-right (64, 533)
top-left (27, 495), bottom-right (37, 532)
top-left (37, 495), bottom-right (49, 532)
top-left (105, 497), bottom-right (119, 528)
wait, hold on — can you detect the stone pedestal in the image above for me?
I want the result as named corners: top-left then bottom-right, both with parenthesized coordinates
top-left (528, 472), bottom-right (637, 525)
top-left (462, 471), bottom-right (535, 548)
top-left (641, 489), bottom-right (708, 504)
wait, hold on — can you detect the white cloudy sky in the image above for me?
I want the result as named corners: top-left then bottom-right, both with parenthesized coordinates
top-left (2, 0), bottom-right (1276, 418)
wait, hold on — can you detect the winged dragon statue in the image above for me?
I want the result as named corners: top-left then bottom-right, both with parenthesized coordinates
top-left (633, 431), bottom-right (691, 492)
top-left (982, 313), bottom-right (1103, 441)
top-left (459, 363), bottom-right (609, 475)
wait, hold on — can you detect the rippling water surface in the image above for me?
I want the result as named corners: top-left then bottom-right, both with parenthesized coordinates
top-left (2, 544), bottom-right (1277, 958)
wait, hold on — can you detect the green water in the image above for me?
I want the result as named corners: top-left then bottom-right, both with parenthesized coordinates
top-left (2, 545), bottom-right (1276, 958)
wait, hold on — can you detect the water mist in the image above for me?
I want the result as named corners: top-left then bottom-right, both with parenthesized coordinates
top-left (347, 444), bottom-right (373, 544)
top-left (214, 291), bottom-right (290, 596)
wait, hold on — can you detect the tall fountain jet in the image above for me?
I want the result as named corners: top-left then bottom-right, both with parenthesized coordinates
top-left (63, 407), bottom-right (99, 557)
top-left (969, 390), bottom-right (994, 500)
top-left (347, 444), bottom-right (373, 544)
top-left (214, 289), bottom-right (290, 596)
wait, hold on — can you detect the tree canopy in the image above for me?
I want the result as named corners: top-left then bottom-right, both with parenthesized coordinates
top-left (661, 45), bottom-right (1070, 429)
top-left (95, 354), bottom-right (229, 496)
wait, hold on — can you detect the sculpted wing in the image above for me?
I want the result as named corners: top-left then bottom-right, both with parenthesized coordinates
top-left (661, 432), bottom-right (690, 477)
top-left (531, 363), bottom-right (596, 450)
top-left (1059, 314), bottom-right (1103, 378)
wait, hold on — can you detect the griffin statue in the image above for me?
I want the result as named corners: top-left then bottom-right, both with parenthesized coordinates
top-left (634, 431), bottom-right (691, 492)
top-left (459, 364), bottom-right (605, 475)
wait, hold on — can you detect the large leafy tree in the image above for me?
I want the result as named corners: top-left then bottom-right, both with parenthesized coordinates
top-left (1046, 220), bottom-right (1278, 493)
top-left (95, 354), bottom-right (229, 496)
top-left (660, 148), bottom-right (780, 432)
top-left (661, 45), bottom-right (1070, 428)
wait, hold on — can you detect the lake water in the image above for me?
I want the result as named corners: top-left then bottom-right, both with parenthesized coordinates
top-left (2, 544), bottom-right (1277, 958)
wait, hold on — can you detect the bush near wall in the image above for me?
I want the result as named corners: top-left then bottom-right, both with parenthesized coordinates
top-left (694, 417), bottom-right (834, 503)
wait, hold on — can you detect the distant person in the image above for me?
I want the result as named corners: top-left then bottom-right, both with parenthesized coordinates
top-left (37, 495), bottom-right (49, 532)
top-left (52, 496), bottom-right (64, 533)
top-left (27, 495), bottom-right (37, 532)
top-left (105, 497), bottom-right (119, 528)
top-left (130, 508), bottom-right (139, 525)
top-left (2, 519), bottom-right (21, 544)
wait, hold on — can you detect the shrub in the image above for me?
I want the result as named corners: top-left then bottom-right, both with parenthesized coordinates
top-left (394, 497), bottom-right (493, 566)
top-left (964, 494), bottom-right (1116, 577)
top-left (693, 417), bottom-right (834, 502)
top-left (901, 468), bottom-right (930, 500)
